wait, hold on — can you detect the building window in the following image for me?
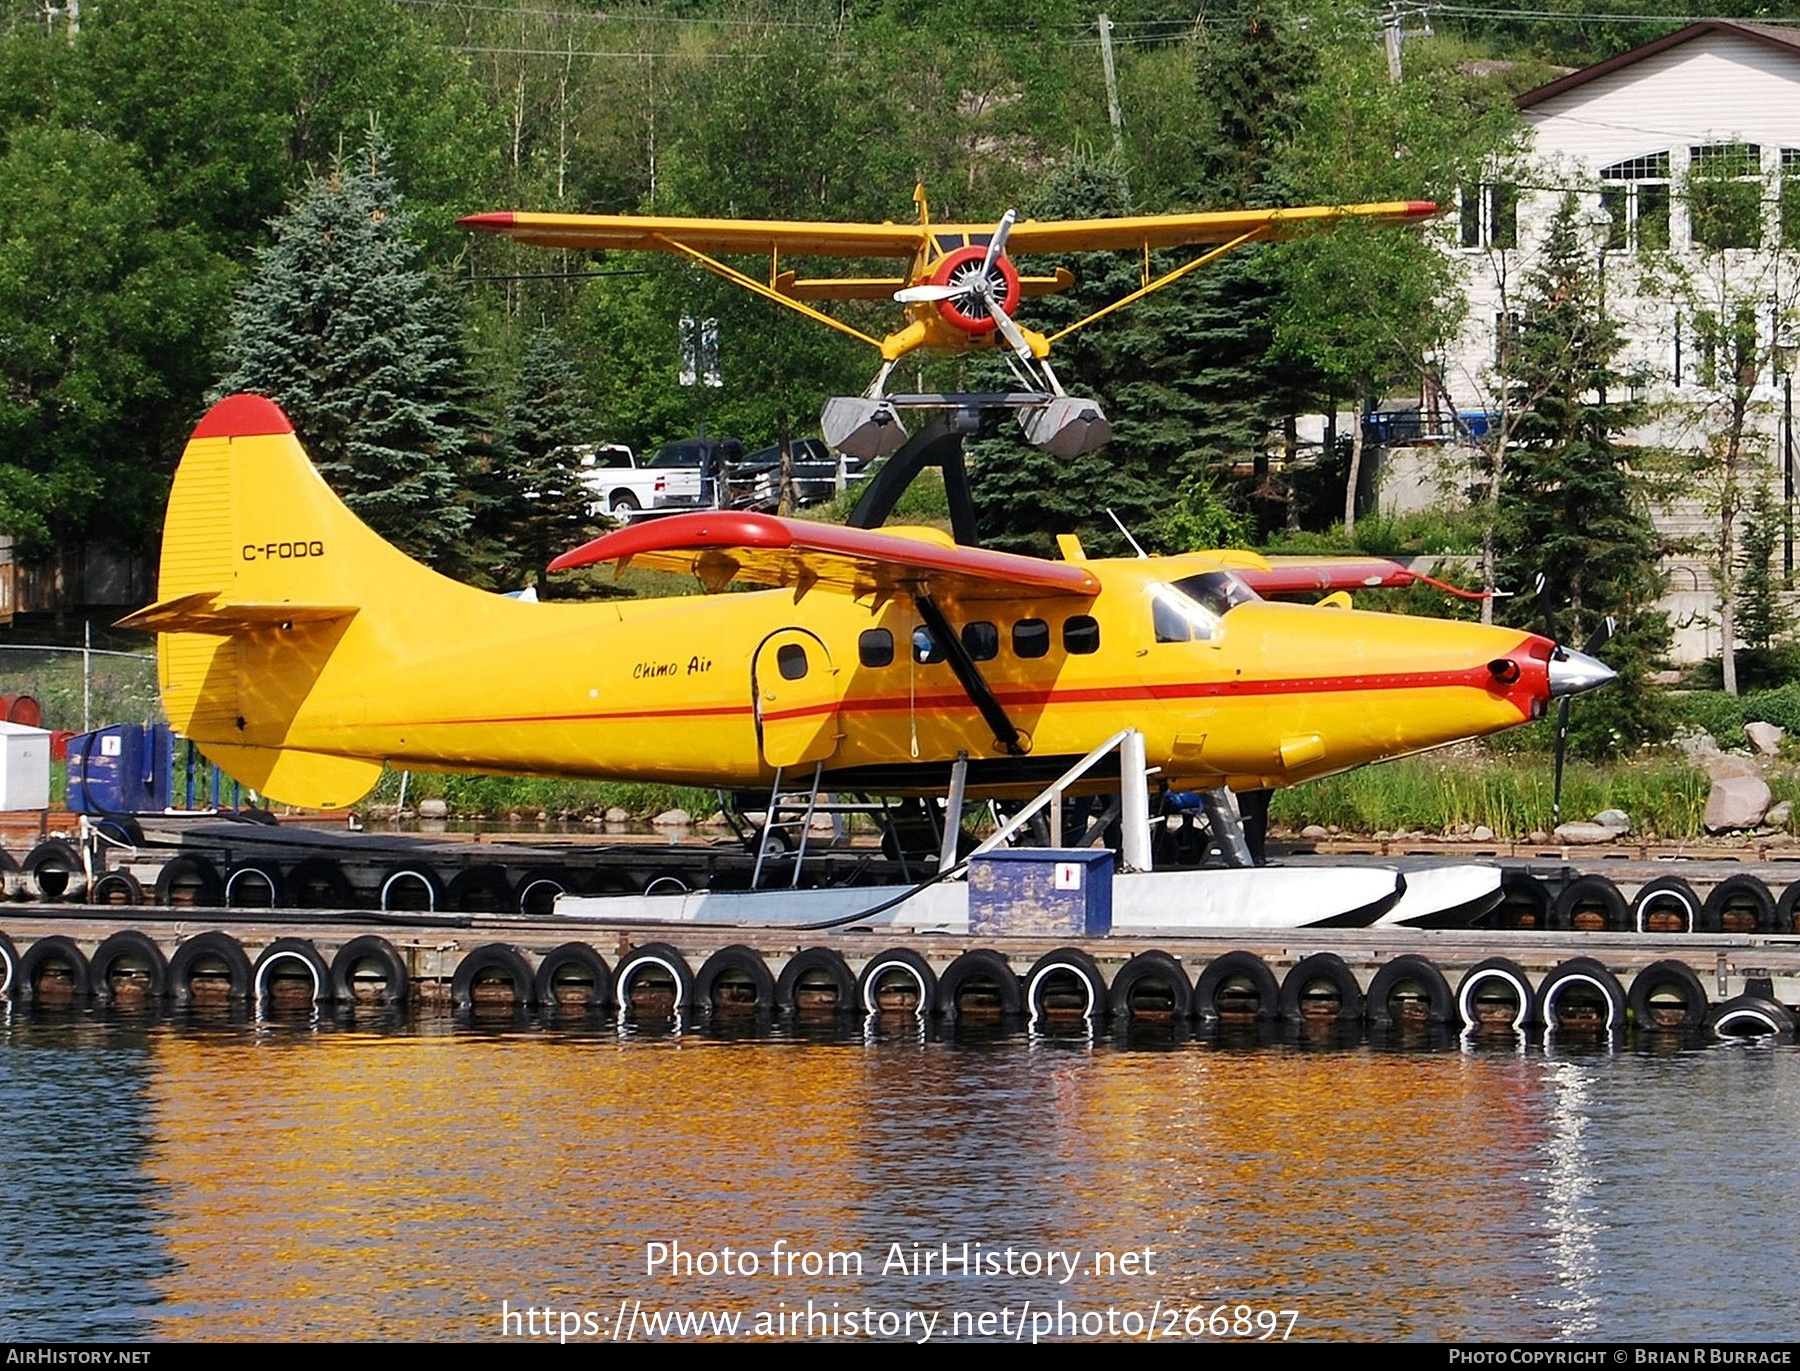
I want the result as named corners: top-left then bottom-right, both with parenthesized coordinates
top-left (1599, 152), bottom-right (1670, 252)
top-left (1690, 304), bottom-right (1760, 389)
top-left (1459, 182), bottom-right (1517, 249)
top-left (1782, 149), bottom-right (1800, 250)
top-left (1689, 142), bottom-right (1762, 250)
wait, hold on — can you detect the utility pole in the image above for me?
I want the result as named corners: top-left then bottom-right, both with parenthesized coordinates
top-left (1097, 14), bottom-right (1125, 160)
top-left (1380, 3), bottom-right (1432, 82)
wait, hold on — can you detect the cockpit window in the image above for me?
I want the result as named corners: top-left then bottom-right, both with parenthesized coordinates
top-left (1150, 571), bottom-right (1258, 643)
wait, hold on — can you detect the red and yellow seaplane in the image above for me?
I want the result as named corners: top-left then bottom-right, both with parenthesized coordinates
top-left (460, 190), bottom-right (1437, 456)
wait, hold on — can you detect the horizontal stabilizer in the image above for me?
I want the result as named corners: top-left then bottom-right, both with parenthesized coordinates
top-left (116, 590), bottom-right (360, 634)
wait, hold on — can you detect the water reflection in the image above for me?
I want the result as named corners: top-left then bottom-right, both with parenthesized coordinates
top-left (0, 1004), bottom-right (1791, 1341)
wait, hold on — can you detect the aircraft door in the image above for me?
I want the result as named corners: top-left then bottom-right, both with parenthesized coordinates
top-left (752, 629), bottom-right (843, 768)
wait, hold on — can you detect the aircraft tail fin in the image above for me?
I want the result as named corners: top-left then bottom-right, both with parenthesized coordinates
top-left (128, 393), bottom-right (460, 807)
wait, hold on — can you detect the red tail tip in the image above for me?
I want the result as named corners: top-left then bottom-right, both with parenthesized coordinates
top-left (458, 212), bottom-right (518, 232)
top-left (192, 393), bottom-right (293, 440)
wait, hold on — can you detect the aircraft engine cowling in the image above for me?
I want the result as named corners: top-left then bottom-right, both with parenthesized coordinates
top-left (929, 246), bottom-right (1021, 335)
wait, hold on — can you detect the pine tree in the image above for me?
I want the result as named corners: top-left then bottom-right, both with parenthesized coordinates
top-left (1494, 197), bottom-right (1672, 755)
top-left (218, 123), bottom-right (475, 569)
top-left (484, 327), bottom-right (596, 592)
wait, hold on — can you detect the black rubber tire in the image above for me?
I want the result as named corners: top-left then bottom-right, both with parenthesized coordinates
top-left (1534, 956), bottom-right (1628, 1032)
top-left (154, 855), bottom-right (224, 909)
top-left (609, 490), bottom-right (641, 514)
top-left (167, 931), bottom-right (253, 1005)
top-left (614, 942), bottom-right (695, 1020)
top-left (1108, 950), bottom-right (1194, 1022)
top-left (1456, 957), bottom-right (1538, 1031)
top-left (1551, 875), bottom-right (1629, 932)
top-left (515, 866), bottom-right (578, 915)
top-left (0, 848), bottom-right (21, 901)
top-left (774, 947), bottom-right (857, 1017)
top-left (91, 929), bottom-right (169, 1002)
top-left (451, 943), bottom-right (537, 1011)
top-left (223, 861), bottom-right (284, 909)
top-left (0, 930), bottom-right (16, 997)
top-left (24, 840), bottom-right (87, 903)
top-left (378, 863), bottom-right (444, 913)
top-left (1627, 958), bottom-right (1709, 1030)
top-left (1706, 994), bottom-right (1797, 1038)
top-left (1023, 947), bottom-right (1108, 1024)
top-left (855, 948), bottom-right (938, 1017)
top-left (694, 945), bottom-right (777, 1018)
top-left (1632, 875), bottom-right (1702, 934)
top-left (89, 869), bottom-right (144, 907)
top-left (1194, 950), bottom-right (1280, 1024)
top-left (1366, 954), bottom-right (1456, 1027)
top-left (1775, 879), bottom-right (1800, 935)
top-left (531, 942), bottom-right (613, 1012)
top-left (1278, 952), bottom-right (1365, 1023)
top-left (16, 935), bottom-right (91, 1001)
top-left (1700, 875), bottom-right (1777, 933)
top-left (285, 857), bottom-right (356, 910)
top-left (329, 934), bottom-right (410, 1007)
top-left (89, 816), bottom-right (144, 847)
top-left (253, 938), bottom-right (331, 1007)
top-left (1492, 870), bottom-right (1553, 929)
top-left (446, 864), bottom-right (515, 914)
top-left (937, 949), bottom-right (1022, 1021)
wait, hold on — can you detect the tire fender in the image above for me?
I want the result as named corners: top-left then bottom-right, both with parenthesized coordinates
top-left (378, 863), bottom-right (444, 913)
top-left (0, 929), bottom-right (16, 997)
top-left (285, 857), bottom-right (356, 910)
top-left (531, 942), bottom-right (613, 1012)
top-left (1277, 952), bottom-right (1364, 1023)
top-left (1534, 956), bottom-right (1627, 1032)
top-left (1023, 947), bottom-right (1108, 1025)
top-left (774, 947), bottom-right (857, 1017)
top-left (24, 840), bottom-right (87, 903)
top-left (615, 942), bottom-right (695, 1019)
top-left (1706, 994), bottom-right (1797, 1038)
top-left (451, 943), bottom-right (537, 1011)
top-left (1700, 875), bottom-right (1776, 933)
top-left (1551, 875), bottom-right (1628, 932)
top-left (154, 855), bottom-right (224, 909)
top-left (167, 931), bottom-right (253, 1004)
top-left (90, 869), bottom-right (144, 907)
top-left (16, 934), bottom-right (92, 1001)
top-left (253, 937), bottom-right (331, 1006)
top-left (1366, 954), bottom-right (1455, 1027)
top-left (1632, 876), bottom-right (1701, 934)
top-left (1107, 950), bottom-right (1194, 1022)
top-left (91, 929), bottom-right (169, 1002)
top-left (1626, 958), bottom-right (1709, 1030)
top-left (856, 948), bottom-right (938, 1018)
top-left (446, 865), bottom-right (515, 914)
top-left (937, 949), bottom-right (1022, 1021)
top-left (694, 945), bottom-right (777, 1018)
top-left (328, 935), bottom-right (410, 1006)
top-left (224, 861), bottom-right (284, 908)
top-left (1194, 951), bottom-right (1279, 1024)
top-left (1456, 956), bottom-right (1538, 1032)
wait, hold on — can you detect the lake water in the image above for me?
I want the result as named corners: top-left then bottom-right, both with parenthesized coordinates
top-left (2, 1006), bottom-right (1795, 1344)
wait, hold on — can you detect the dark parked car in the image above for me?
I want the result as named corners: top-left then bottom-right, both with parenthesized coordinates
top-left (728, 437), bottom-right (863, 510)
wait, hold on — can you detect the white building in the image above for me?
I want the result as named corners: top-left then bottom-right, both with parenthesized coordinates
top-left (1434, 20), bottom-right (1800, 664)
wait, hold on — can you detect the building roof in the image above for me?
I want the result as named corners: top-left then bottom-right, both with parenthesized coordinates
top-left (1517, 20), bottom-right (1800, 110)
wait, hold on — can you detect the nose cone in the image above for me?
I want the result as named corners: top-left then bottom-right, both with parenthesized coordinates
top-left (1547, 647), bottom-right (1617, 698)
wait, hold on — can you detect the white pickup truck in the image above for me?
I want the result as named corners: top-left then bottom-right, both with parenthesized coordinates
top-left (571, 443), bottom-right (709, 517)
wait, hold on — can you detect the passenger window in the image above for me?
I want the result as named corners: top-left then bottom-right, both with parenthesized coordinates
top-left (859, 628), bottom-right (894, 668)
top-left (962, 621), bottom-right (999, 661)
top-left (913, 626), bottom-right (946, 664)
top-left (1012, 618), bottom-right (1050, 659)
top-left (777, 643), bottom-right (808, 680)
top-left (1063, 615), bottom-right (1100, 654)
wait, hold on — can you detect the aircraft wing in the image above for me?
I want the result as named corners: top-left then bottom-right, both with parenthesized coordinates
top-left (460, 200), bottom-right (1435, 260)
top-left (547, 512), bottom-right (1100, 602)
top-left (1241, 556), bottom-right (1485, 601)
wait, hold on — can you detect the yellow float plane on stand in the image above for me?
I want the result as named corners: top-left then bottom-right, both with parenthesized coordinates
top-left (119, 387), bottom-right (1614, 930)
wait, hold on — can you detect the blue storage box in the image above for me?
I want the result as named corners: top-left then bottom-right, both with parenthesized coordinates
top-left (969, 847), bottom-right (1113, 936)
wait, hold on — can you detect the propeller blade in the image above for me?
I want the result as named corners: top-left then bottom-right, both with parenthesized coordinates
top-left (893, 282), bottom-right (966, 304)
top-left (1533, 572), bottom-right (1561, 650)
top-left (1582, 615), bottom-right (1617, 656)
top-left (979, 276), bottom-right (1038, 367)
top-left (980, 209), bottom-right (1017, 278)
top-left (1552, 696), bottom-right (1571, 826)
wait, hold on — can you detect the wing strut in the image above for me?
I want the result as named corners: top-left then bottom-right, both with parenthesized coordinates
top-left (915, 593), bottom-right (1030, 757)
